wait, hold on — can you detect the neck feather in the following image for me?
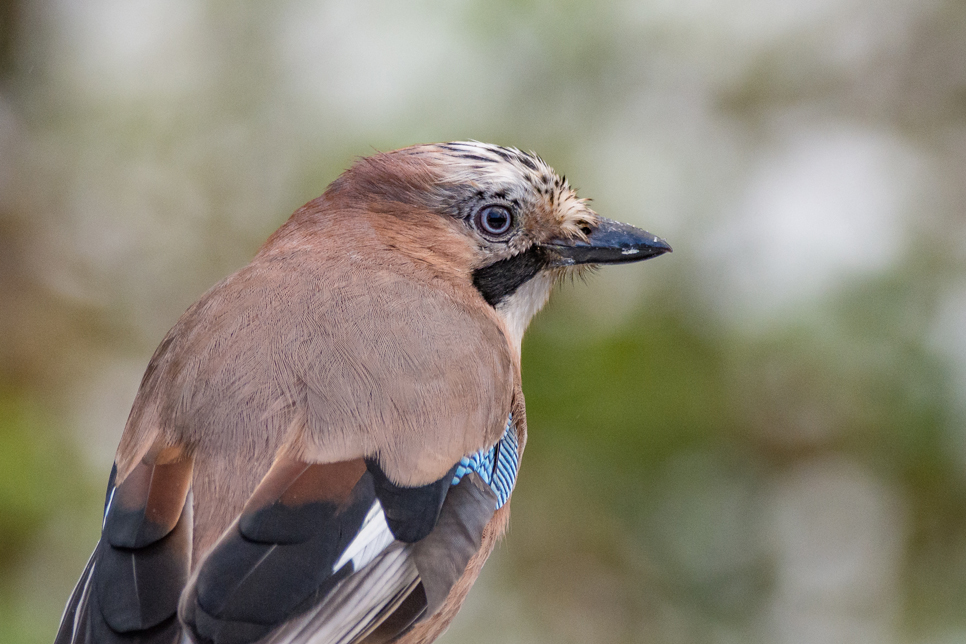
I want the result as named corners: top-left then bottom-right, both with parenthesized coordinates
top-left (494, 271), bottom-right (555, 355)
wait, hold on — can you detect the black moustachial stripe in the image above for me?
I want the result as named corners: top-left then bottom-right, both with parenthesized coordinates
top-left (472, 246), bottom-right (547, 307)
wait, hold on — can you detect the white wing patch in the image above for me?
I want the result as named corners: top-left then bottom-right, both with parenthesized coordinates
top-left (333, 501), bottom-right (395, 573)
top-left (102, 487), bottom-right (115, 529)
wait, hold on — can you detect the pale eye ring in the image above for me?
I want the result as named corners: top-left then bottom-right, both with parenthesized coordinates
top-left (475, 205), bottom-right (514, 239)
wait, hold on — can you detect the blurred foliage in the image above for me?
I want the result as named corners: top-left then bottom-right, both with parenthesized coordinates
top-left (0, 390), bottom-right (100, 644)
top-left (0, 392), bottom-right (63, 566)
top-left (510, 279), bottom-right (966, 640)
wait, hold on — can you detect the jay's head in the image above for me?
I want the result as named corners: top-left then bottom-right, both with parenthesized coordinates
top-left (285, 141), bottom-right (670, 348)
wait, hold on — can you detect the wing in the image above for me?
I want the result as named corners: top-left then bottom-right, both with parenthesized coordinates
top-left (55, 456), bottom-right (194, 644)
top-left (180, 417), bottom-right (520, 644)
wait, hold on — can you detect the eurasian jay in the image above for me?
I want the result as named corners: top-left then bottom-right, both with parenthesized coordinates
top-left (54, 141), bottom-right (670, 644)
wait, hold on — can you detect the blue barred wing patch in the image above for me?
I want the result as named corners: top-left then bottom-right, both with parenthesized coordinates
top-left (451, 414), bottom-right (519, 508)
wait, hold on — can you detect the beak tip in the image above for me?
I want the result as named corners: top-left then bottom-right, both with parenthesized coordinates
top-left (542, 219), bottom-right (672, 265)
top-left (648, 236), bottom-right (673, 254)
top-left (619, 235), bottom-right (671, 260)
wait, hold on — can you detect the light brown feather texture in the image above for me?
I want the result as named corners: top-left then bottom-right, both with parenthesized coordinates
top-left (100, 142), bottom-right (589, 644)
top-left (115, 150), bottom-right (517, 560)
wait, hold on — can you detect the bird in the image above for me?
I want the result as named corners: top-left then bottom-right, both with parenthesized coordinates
top-left (53, 141), bottom-right (671, 644)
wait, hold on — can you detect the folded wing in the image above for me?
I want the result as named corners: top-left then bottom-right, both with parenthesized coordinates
top-left (180, 417), bottom-right (519, 644)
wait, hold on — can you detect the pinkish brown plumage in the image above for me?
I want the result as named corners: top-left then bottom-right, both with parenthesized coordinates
top-left (55, 142), bottom-right (670, 644)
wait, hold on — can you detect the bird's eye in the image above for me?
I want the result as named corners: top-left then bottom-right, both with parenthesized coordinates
top-left (475, 205), bottom-right (514, 239)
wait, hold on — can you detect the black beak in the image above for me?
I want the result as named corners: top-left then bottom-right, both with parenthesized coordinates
top-left (541, 216), bottom-right (672, 266)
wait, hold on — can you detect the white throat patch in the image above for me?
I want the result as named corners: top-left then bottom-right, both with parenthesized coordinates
top-left (495, 271), bottom-right (556, 356)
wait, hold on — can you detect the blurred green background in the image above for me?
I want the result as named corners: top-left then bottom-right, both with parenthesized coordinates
top-left (2, 1), bottom-right (966, 642)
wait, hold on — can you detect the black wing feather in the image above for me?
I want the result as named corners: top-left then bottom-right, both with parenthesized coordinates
top-left (182, 458), bottom-right (473, 644)
top-left (364, 459), bottom-right (457, 543)
top-left (54, 460), bottom-right (193, 644)
top-left (182, 461), bottom-right (376, 644)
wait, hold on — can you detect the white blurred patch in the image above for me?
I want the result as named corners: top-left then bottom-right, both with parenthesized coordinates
top-left (46, 0), bottom-right (210, 98)
top-left (701, 124), bottom-right (928, 323)
top-left (766, 456), bottom-right (906, 644)
top-left (276, 0), bottom-right (483, 125)
top-left (631, 0), bottom-right (851, 44)
top-left (619, 0), bottom-right (928, 70)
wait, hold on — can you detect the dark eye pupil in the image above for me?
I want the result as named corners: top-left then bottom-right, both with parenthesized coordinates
top-left (480, 206), bottom-right (511, 235)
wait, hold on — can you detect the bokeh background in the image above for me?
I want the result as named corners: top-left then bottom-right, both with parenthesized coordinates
top-left (2, 1), bottom-right (966, 642)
